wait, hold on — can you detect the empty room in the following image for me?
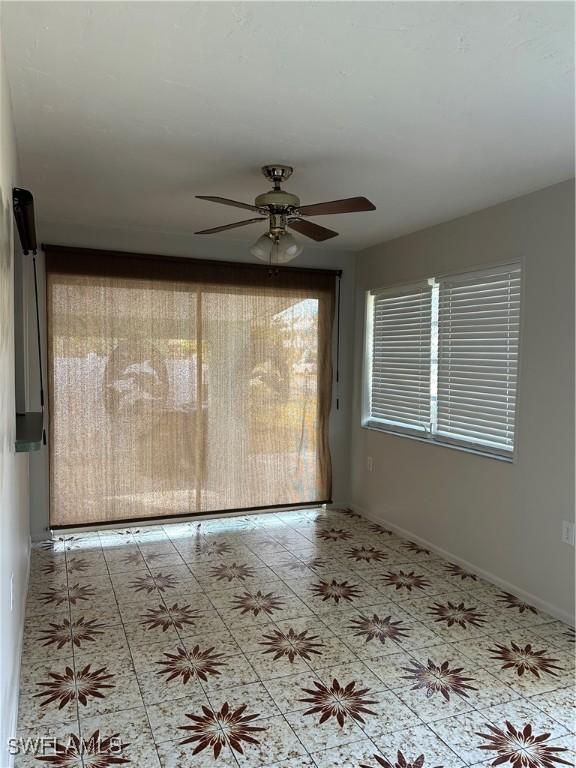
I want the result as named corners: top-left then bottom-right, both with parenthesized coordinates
top-left (0, 2), bottom-right (574, 767)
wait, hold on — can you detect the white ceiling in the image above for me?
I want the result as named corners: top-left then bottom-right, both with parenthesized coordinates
top-left (3, 1), bottom-right (574, 251)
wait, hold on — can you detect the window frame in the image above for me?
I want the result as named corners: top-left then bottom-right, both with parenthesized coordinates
top-left (362, 261), bottom-right (523, 462)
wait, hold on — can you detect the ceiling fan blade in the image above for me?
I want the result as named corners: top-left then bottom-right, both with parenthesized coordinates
top-left (195, 218), bottom-right (266, 235)
top-left (298, 196), bottom-right (376, 216)
top-left (288, 218), bottom-right (338, 242)
top-left (196, 195), bottom-right (261, 212)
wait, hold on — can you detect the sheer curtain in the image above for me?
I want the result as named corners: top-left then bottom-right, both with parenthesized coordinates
top-left (45, 246), bottom-right (335, 527)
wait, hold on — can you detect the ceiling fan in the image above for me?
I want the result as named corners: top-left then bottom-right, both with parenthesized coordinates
top-left (195, 164), bottom-right (376, 263)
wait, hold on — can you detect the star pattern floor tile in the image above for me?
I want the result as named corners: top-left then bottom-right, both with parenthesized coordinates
top-left (14, 507), bottom-right (575, 767)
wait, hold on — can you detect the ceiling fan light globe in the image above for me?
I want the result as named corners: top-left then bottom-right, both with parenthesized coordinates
top-left (250, 233), bottom-right (274, 261)
top-left (273, 232), bottom-right (303, 263)
top-left (250, 232), bottom-right (303, 264)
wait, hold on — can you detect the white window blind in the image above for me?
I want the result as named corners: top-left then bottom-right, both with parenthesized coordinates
top-left (436, 265), bottom-right (521, 454)
top-left (364, 263), bottom-right (522, 459)
top-left (368, 282), bottom-right (432, 433)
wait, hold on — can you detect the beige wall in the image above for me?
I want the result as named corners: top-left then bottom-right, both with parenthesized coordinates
top-left (350, 180), bottom-right (575, 623)
top-left (0, 12), bottom-right (31, 766)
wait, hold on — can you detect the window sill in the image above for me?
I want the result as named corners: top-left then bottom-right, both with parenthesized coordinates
top-left (361, 421), bottom-right (515, 463)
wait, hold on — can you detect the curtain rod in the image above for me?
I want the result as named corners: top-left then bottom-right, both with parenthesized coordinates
top-left (42, 244), bottom-right (343, 277)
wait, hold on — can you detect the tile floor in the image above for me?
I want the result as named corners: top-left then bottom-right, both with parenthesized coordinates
top-left (15, 507), bottom-right (575, 768)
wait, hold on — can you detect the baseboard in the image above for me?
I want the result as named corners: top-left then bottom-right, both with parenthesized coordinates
top-left (349, 503), bottom-right (575, 627)
top-left (2, 535), bottom-right (31, 768)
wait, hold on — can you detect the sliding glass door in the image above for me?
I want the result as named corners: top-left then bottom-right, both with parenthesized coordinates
top-left (46, 247), bottom-right (335, 527)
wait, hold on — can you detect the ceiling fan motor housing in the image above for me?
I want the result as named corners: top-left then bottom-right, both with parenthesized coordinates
top-left (257, 164), bottom-right (300, 215)
top-left (255, 190), bottom-right (300, 211)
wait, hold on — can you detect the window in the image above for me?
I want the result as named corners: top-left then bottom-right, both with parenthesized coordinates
top-left (364, 264), bottom-right (521, 457)
top-left (45, 245), bottom-right (336, 527)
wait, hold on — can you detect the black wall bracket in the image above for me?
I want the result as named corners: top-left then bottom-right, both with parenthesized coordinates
top-left (13, 187), bottom-right (37, 255)
top-left (12, 187), bottom-right (46, 449)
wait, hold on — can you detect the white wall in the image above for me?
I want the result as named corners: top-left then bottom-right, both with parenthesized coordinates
top-left (350, 180), bottom-right (575, 623)
top-left (0, 13), bottom-right (31, 767)
top-left (28, 222), bottom-right (356, 538)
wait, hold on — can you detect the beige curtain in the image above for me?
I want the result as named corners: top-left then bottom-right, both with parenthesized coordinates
top-left (46, 246), bottom-right (335, 527)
